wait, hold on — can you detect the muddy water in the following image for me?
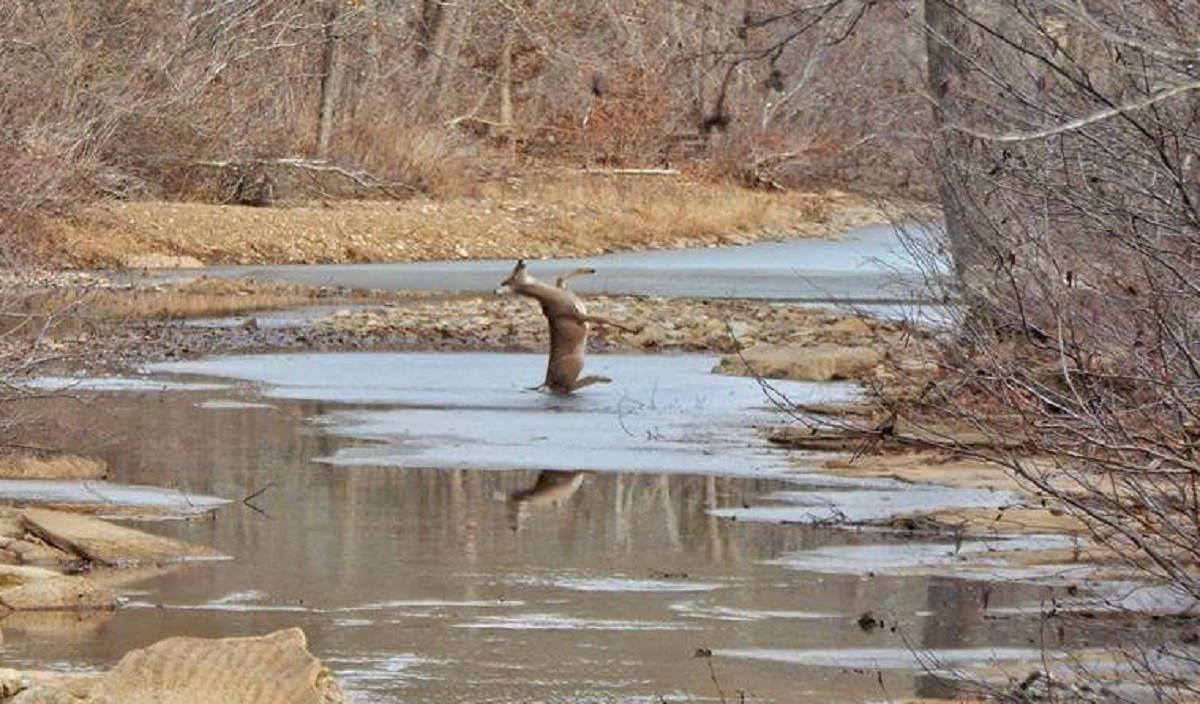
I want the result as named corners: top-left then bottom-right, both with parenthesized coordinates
top-left (4, 353), bottom-right (1094, 702)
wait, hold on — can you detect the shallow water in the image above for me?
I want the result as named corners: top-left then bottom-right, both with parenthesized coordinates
top-left (4, 352), bottom-right (1107, 702)
top-left (178, 224), bottom-right (935, 303)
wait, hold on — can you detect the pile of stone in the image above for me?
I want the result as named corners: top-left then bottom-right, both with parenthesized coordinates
top-left (316, 295), bottom-right (934, 383)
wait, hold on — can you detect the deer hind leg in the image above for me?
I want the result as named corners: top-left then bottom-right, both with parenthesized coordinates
top-left (569, 375), bottom-right (612, 392)
top-left (555, 267), bottom-right (596, 289)
top-left (581, 314), bottom-right (641, 334)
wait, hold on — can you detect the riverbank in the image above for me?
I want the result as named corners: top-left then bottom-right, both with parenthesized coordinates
top-left (2, 270), bottom-right (921, 380)
top-left (0, 221), bottom-right (1159, 702)
top-left (35, 180), bottom-right (888, 268)
top-left (2, 271), bottom-right (1100, 581)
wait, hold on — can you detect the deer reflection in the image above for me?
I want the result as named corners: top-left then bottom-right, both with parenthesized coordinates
top-left (507, 471), bottom-right (587, 529)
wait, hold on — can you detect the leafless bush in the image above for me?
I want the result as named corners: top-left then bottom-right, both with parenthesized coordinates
top-left (887, 1), bottom-right (1200, 699)
top-left (0, 0), bottom-right (932, 237)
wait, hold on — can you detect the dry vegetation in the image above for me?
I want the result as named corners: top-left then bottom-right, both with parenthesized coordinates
top-left (0, 1), bottom-right (928, 265)
top-left (9, 277), bottom-right (358, 322)
top-left (37, 179), bottom-right (879, 267)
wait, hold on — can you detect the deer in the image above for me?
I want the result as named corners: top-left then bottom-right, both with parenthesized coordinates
top-left (506, 470), bottom-right (588, 530)
top-left (495, 259), bottom-right (639, 394)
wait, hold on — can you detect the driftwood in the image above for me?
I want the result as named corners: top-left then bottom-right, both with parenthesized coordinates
top-left (768, 420), bottom-right (1030, 454)
top-left (154, 157), bottom-right (418, 203)
top-left (189, 158), bottom-right (418, 198)
top-left (579, 167), bottom-right (679, 176)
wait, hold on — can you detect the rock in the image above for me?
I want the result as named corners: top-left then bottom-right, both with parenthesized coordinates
top-left (10, 686), bottom-right (82, 703)
top-left (0, 565), bottom-right (116, 612)
top-left (0, 453), bottom-right (107, 480)
top-left (0, 536), bottom-right (76, 567)
top-left (80, 628), bottom-right (348, 704)
top-left (630, 324), bottom-right (668, 348)
top-left (726, 321), bottom-right (757, 342)
top-left (827, 316), bottom-right (873, 340)
top-left (20, 509), bottom-right (224, 568)
top-left (0, 669), bottom-right (24, 698)
top-left (714, 343), bottom-right (883, 382)
top-left (120, 254), bottom-right (205, 269)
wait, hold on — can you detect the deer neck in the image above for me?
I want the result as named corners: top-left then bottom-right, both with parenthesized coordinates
top-left (513, 280), bottom-right (565, 306)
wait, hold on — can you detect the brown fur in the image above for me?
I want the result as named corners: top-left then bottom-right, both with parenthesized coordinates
top-left (496, 259), bottom-right (638, 394)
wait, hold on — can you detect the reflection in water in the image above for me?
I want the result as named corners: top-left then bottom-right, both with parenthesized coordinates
top-left (2, 368), bottom-right (1103, 703)
top-left (507, 470), bottom-right (588, 530)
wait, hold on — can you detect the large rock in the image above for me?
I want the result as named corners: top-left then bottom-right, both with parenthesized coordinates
top-left (0, 454), bottom-right (106, 480)
top-left (714, 343), bottom-right (883, 381)
top-left (81, 628), bottom-right (347, 704)
top-left (20, 509), bottom-right (224, 567)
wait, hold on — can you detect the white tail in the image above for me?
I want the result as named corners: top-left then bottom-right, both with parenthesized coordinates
top-left (495, 259), bottom-right (638, 394)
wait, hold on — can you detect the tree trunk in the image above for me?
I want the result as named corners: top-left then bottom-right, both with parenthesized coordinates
top-left (923, 0), bottom-right (982, 278)
top-left (315, 1), bottom-right (343, 160)
top-left (498, 29), bottom-right (516, 146)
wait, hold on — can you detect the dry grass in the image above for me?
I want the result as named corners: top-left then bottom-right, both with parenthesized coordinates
top-left (11, 278), bottom-right (354, 323)
top-left (510, 177), bottom-right (837, 249)
top-left (39, 174), bottom-right (884, 267)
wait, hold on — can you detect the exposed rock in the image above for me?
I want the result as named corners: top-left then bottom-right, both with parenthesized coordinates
top-left (725, 320), bottom-right (757, 342)
top-left (8, 672), bottom-right (95, 704)
top-left (629, 323), bottom-right (669, 348)
top-left (826, 316), bottom-right (873, 340)
top-left (120, 254), bottom-right (206, 269)
top-left (10, 687), bottom-right (82, 703)
top-left (715, 343), bottom-right (883, 381)
top-left (20, 509), bottom-right (224, 568)
top-left (0, 669), bottom-right (23, 698)
top-left (0, 535), bottom-right (76, 567)
top-left (0, 453), bottom-right (106, 481)
top-left (80, 628), bottom-right (347, 704)
top-left (0, 565), bottom-right (116, 612)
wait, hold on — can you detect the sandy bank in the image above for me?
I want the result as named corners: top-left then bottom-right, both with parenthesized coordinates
top-left (39, 182), bottom-right (885, 268)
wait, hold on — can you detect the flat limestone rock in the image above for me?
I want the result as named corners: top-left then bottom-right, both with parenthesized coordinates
top-left (0, 454), bottom-right (106, 480)
top-left (20, 509), bottom-right (224, 567)
top-left (0, 536), bottom-right (76, 567)
top-left (5, 671), bottom-right (96, 703)
top-left (82, 628), bottom-right (347, 704)
top-left (10, 689), bottom-right (79, 704)
top-left (715, 343), bottom-right (883, 382)
top-left (0, 565), bottom-right (115, 612)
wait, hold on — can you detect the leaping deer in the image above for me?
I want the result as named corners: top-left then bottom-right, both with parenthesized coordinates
top-left (495, 259), bottom-right (638, 394)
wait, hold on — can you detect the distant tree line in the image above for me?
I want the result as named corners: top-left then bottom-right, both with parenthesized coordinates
top-left (0, 0), bottom-right (927, 223)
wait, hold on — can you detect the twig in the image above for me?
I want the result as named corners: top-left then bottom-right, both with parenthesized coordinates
top-left (185, 157), bottom-right (420, 196)
top-left (241, 481), bottom-right (276, 517)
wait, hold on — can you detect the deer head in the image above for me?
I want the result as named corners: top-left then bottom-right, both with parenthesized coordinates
top-left (495, 259), bottom-right (531, 295)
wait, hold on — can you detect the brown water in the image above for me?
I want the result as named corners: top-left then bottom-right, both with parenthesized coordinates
top-left (2, 353), bottom-right (1100, 703)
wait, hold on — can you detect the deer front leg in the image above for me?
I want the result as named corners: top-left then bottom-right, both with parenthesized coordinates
top-left (555, 267), bottom-right (596, 289)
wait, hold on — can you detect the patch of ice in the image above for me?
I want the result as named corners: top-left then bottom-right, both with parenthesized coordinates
top-left (455, 613), bottom-right (699, 631)
top-left (197, 399), bottom-right (276, 410)
top-left (512, 575), bottom-right (721, 593)
top-left (0, 479), bottom-right (227, 513)
top-left (28, 376), bottom-right (230, 393)
top-left (669, 601), bottom-right (833, 622)
top-left (718, 646), bottom-right (1058, 670)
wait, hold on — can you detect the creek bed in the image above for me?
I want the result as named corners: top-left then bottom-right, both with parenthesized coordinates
top-left (1, 352), bottom-right (1119, 703)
